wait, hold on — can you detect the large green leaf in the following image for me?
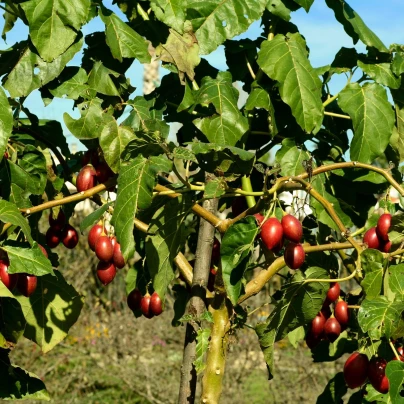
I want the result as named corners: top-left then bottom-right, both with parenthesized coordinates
top-left (358, 296), bottom-right (404, 340)
top-left (124, 96), bottom-right (164, 132)
top-left (386, 360), bottom-right (404, 404)
top-left (316, 372), bottom-right (348, 404)
top-left (150, 0), bottom-right (186, 32)
top-left (1, 4), bottom-right (18, 40)
top-left (266, 0), bottom-right (300, 21)
top-left (0, 87), bottom-right (12, 162)
top-left (357, 61), bottom-right (401, 89)
top-left (256, 267), bottom-right (329, 379)
top-left (221, 216), bottom-right (259, 304)
top-left (0, 200), bottom-right (33, 245)
top-left (361, 249), bottom-right (384, 299)
top-left (20, 0), bottom-right (90, 62)
top-left (194, 328), bottom-right (211, 375)
top-left (293, 0), bottom-right (314, 12)
top-left (338, 83), bottom-right (395, 164)
top-left (15, 271), bottom-right (84, 353)
top-left (48, 67), bottom-right (89, 100)
top-left (325, 0), bottom-right (388, 53)
top-left (99, 7), bottom-right (150, 63)
top-left (146, 196), bottom-right (191, 300)
top-left (389, 264), bottom-right (404, 300)
top-left (391, 85), bottom-right (404, 163)
top-left (88, 61), bottom-right (120, 96)
top-left (193, 72), bottom-right (249, 146)
top-left (79, 202), bottom-right (113, 232)
top-left (257, 33), bottom-right (324, 134)
top-left (188, 0), bottom-right (267, 55)
top-left (111, 156), bottom-right (158, 262)
top-left (99, 120), bottom-right (136, 173)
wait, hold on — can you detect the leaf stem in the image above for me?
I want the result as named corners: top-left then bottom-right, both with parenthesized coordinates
top-left (390, 339), bottom-right (401, 361)
top-left (241, 176), bottom-right (256, 208)
top-left (136, 3), bottom-right (149, 20)
top-left (324, 111), bottom-right (351, 120)
top-left (0, 3), bottom-right (19, 18)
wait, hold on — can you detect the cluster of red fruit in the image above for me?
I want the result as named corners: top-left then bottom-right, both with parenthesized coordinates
top-left (363, 213), bottom-right (392, 253)
top-left (46, 210), bottom-right (79, 249)
top-left (258, 214), bottom-right (305, 270)
top-left (87, 222), bottom-right (125, 285)
top-left (77, 150), bottom-right (114, 192)
top-left (0, 245), bottom-right (48, 297)
top-left (127, 289), bottom-right (163, 319)
top-left (343, 348), bottom-right (403, 393)
top-left (306, 282), bottom-right (349, 346)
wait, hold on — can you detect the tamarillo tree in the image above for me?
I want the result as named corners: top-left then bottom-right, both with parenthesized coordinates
top-left (1, 0), bottom-right (404, 402)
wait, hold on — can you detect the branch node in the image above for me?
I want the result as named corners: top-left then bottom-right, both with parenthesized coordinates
top-left (353, 161), bottom-right (357, 166)
top-left (26, 209), bottom-right (31, 214)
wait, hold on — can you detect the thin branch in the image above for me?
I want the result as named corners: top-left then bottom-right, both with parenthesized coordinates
top-left (324, 111), bottom-right (351, 120)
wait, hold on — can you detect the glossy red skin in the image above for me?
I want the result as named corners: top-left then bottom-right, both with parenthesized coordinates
top-left (211, 238), bottom-right (220, 264)
top-left (324, 317), bottom-right (341, 342)
top-left (376, 213), bottom-right (391, 241)
top-left (113, 241), bottom-right (125, 269)
top-left (344, 352), bottom-right (369, 389)
top-left (326, 282), bottom-right (340, 303)
top-left (127, 289), bottom-right (142, 311)
top-left (231, 197), bottom-right (248, 217)
top-left (62, 225), bottom-right (79, 249)
top-left (49, 210), bottom-right (66, 231)
top-left (379, 239), bottom-right (392, 253)
top-left (261, 218), bottom-right (284, 251)
top-left (88, 224), bottom-right (103, 251)
top-left (17, 274), bottom-right (37, 297)
top-left (254, 213), bottom-right (265, 224)
top-left (3, 151), bottom-right (9, 159)
top-left (0, 260), bottom-right (18, 290)
top-left (95, 235), bottom-right (114, 262)
top-left (38, 244), bottom-right (48, 258)
top-left (397, 346), bottom-right (404, 356)
top-left (281, 215), bottom-right (303, 243)
top-left (368, 357), bottom-right (389, 394)
top-left (76, 165), bottom-right (97, 192)
top-left (141, 294), bottom-right (154, 319)
top-left (306, 332), bottom-right (321, 349)
top-left (311, 312), bottom-right (326, 338)
top-left (82, 150), bottom-right (99, 167)
top-left (284, 243), bottom-right (305, 270)
top-left (96, 261), bottom-right (116, 285)
top-left (364, 227), bottom-right (381, 250)
top-left (335, 300), bottom-right (349, 325)
top-left (150, 292), bottom-right (163, 316)
top-left (96, 162), bottom-right (114, 183)
top-left (272, 237), bottom-right (284, 254)
top-left (46, 227), bottom-right (62, 248)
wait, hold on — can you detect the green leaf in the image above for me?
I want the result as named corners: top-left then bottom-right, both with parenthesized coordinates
top-left (121, 132), bottom-right (167, 161)
top-left (0, 87), bottom-right (12, 162)
top-left (99, 120), bottom-right (136, 172)
top-left (389, 264), bottom-right (404, 300)
top-left (15, 271), bottom-right (84, 353)
top-left (48, 67), bottom-right (89, 99)
top-left (204, 178), bottom-right (227, 199)
top-left (357, 61), bottom-right (401, 89)
top-left (266, 0), bottom-right (300, 21)
top-left (194, 328), bottom-right (211, 375)
top-left (325, 0), bottom-right (389, 53)
top-left (392, 52), bottom-right (404, 77)
top-left (99, 7), bottom-right (150, 63)
top-left (125, 265), bottom-right (139, 295)
top-left (287, 325), bottom-right (305, 348)
top-left (361, 249), bottom-right (384, 299)
top-left (0, 350), bottom-right (49, 400)
top-left (338, 83), bottom-right (395, 164)
top-left (358, 296), bottom-right (404, 340)
top-left (20, 0), bottom-right (90, 62)
top-left (193, 72), bottom-right (249, 145)
top-left (173, 147), bottom-right (197, 162)
top-left (189, 0), bottom-right (267, 55)
top-left (391, 85), bottom-right (404, 163)
top-left (88, 61), bottom-right (120, 96)
top-left (150, 0), bottom-right (185, 32)
top-left (256, 267), bottom-right (329, 379)
top-left (293, 0), bottom-right (314, 12)
top-left (257, 33), bottom-right (324, 134)
top-left (0, 200), bottom-right (33, 245)
top-left (79, 202), bottom-right (113, 232)
top-left (386, 360), bottom-right (404, 404)
top-left (276, 139), bottom-right (310, 176)
top-left (3, 243), bottom-right (54, 277)
top-left (64, 98), bottom-right (113, 139)
top-left (1, 5), bottom-right (18, 40)
top-left (146, 196), bottom-right (191, 300)
top-left (316, 372), bottom-right (348, 404)
top-left (221, 216), bottom-right (259, 304)
top-left (124, 96), bottom-right (163, 132)
top-left (111, 156), bottom-right (158, 262)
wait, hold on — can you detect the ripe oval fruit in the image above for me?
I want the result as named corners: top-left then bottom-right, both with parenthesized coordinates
top-left (284, 243), bottom-right (305, 270)
top-left (113, 241), bottom-right (125, 269)
top-left (46, 227), bottom-right (62, 248)
top-left (62, 225), bottom-right (79, 249)
top-left (96, 162), bottom-right (114, 184)
top-left (368, 357), bottom-right (389, 394)
top-left (261, 218), bottom-right (283, 251)
top-left (150, 292), bottom-right (163, 316)
top-left (17, 274), bottom-right (37, 297)
top-left (376, 213), bottom-right (391, 241)
top-left (379, 239), bottom-right (392, 253)
top-left (211, 238), bottom-right (220, 264)
top-left (281, 214), bottom-right (303, 243)
top-left (127, 289), bottom-right (142, 311)
top-left (96, 261), bottom-right (116, 285)
top-left (254, 213), bottom-right (265, 225)
top-left (306, 332), bottom-right (321, 349)
top-left (88, 224), bottom-right (103, 251)
top-left (364, 227), bottom-right (380, 250)
top-left (324, 317), bottom-right (341, 342)
top-left (335, 300), bottom-right (349, 325)
top-left (326, 282), bottom-right (340, 303)
top-left (344, 352), bottom-right (369, 389)
top-left (0, 260), bottom-right (18, 290)
top-left (76, 164), bottom-right (97, 192)
top-left (49, 210), bottom-right (66, 231)
top-left (311, 312), bottom-right (326, 338)
top-left (141, 293), bottom-right (154, 319)
top-left (82, 149), bottom-right (99, 167)
top-left (95, 235), bottom-right (114, 262)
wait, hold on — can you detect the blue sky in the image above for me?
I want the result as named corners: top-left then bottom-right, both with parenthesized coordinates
top-left (1, 1), bottom-right (403, 150)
